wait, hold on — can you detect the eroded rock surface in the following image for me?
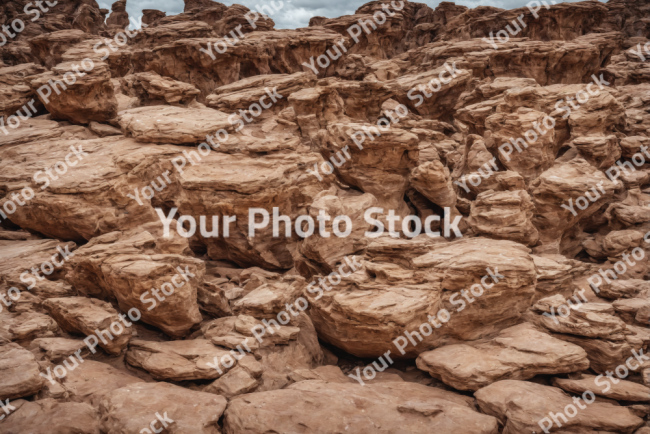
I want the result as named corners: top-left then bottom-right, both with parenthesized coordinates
top-left (1, 0), bottom-right (650, 430)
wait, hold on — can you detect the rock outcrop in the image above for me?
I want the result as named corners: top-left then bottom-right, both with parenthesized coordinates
top-left (1, 0), bottom-right (650, 431)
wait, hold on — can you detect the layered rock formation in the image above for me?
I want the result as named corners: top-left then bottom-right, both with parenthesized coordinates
top-left (1, 0), bottom-right (650, 432)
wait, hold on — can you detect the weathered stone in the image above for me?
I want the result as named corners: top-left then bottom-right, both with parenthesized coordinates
top-left (43, 297), bottom-right (132, 355)
top-left (99, 382), bottom-right (226, 434)
top-left (0, 342), bottom-right (43, 400)
top-left (475, 380), bottom-right (643, 433)
top-left (416, 323), bottom-right (589, 391)
top-left (224, 380), bottom-right (499, 433)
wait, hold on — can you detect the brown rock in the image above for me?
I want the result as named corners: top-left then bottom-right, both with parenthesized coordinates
top-left (60, 360), bottom-right (144, 407)
top-left (308, 237), bottom-right (537, 358)
top-left (106, 0), bottom-right (129, 29)
top-left (553, 374), bottom-right (650, 402)
top-left (43, 297), bottom-right (133, 355)
top-left (416, 323), bottom-right (589, 391)
top-left (0, 342), bottom-right (43, 400)
top-left (126, 339), bottom-right (233, 381)
top-left (29, 61), bottom-right (118, 124)
top-left (1, 399), bottom-right (100, 434)
top-left (475, 380), bottom-right (643, 433)
top-left (224, 380), bottom-right (499, 433)
top-left (65, 223), bottom-right (204, 338)
top-left (99, 382), bottom-right (226, 434)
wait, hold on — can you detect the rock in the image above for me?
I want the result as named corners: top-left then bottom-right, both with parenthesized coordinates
top-left (416, 323), bottom-right (589, 391)
top-left (27, 30), bottom-right (92, 69)
top-left (467, 190), bottom-right (539, 246)
top-left (99, 382), bottom-right (226, 434)
top-left (0, 312), bottom-right (60, 342)
top-left (289, 365), bottom-right (355, 384)
top-left (60, 360), bottom-right (144, 406)
top-left (29, 61), bottom-right (118, 124)
top-left (0, 63), bottom-right (46, 120)
top-left (65, 223), bottom-right (204, 338)
top-left (307, 237), bottom-right (537, 358)
top-left (125, 339), bottom-right (234, 381)
top-left (530, 158), bottom-right (617, 246)
top-left (531, 255), bottom-right (574, 300)
top-left (0, 399), bottom-right (100, 434)
top-left (142, 9), bottom-right (166, 26)
top-left (119, 72), bottom-right (201, 106)
top-left (535, 300), bottom-right (628, 339)
top-left (117, 105), bottom-right (233, 144)
top-left (43, 297), bottom-right (133, 355)
top-left (106, 0), bottom-right (129, 29)
top-left (0, 135), bottom-right (167, 241)
top-left (476, 380), bottom-right (643, 433)
top-left (31, 337), bottom-right (89, 363)
top-left (224, 380), bottom-right (499, 433)
top-left (207, 72), bottom-right (317, 111)
top-left (553, 374), bottom-right (650, 402)
top-left (88, 121), bottom-right (122, 137)
top-left (0, 342), bottom-right (43, 400)
top-left (598, 279), bottom-right (650, 300)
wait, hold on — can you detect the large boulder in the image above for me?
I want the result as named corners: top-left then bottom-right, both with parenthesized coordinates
top-left (307, 237), bottom-right (537, 358)
top-left (224, 380), bottom-right (499, 434)
top-left (30, 61), bottom-right (118, 124)
top-left (65, 223), bottom-right (204, 338)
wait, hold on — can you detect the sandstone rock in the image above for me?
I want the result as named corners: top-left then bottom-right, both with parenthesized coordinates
top-left (0, 63), bottom-right (46, 120)
top-left (60, 360), bottom-right (144, 407)
top-left (43, 297), bottom-right (133, 355)
top-left (416, 323), bottom-right (589, 391)
top-left (468, 189), bottom-right (539, 246)
top-left (308, 237), bottom-right (537, 358)
top-left (553, 374), bottom-right (650, 402)
top-left (29, 61), bottom-right (118, 124)
top-left (0, 342), bottom-right (43, 400)
top-left (65, 223), bottom-right (204, 338)
top-left (0, 399), bottom-right (100, 434)
top-left (224, 380), bottom-right (499, 434)
top-left (0, 311), bottom-right (59, 341)
top-left (106, 0), bottom-right (129, 29)
top-left (530, 158), bottom-right (617, 246)
top-left (475, 380), bottom-right (643, 433)
top-left (142, 10), bottom-right (166, 26)
top-left (3, 0), bottom-right (650, 430)
top-left (119, 72), bottom-right (201, 106)
top-left (0, 135), bottom-right (168, 241)
top-left (28, 30), bottom-right (92, 69)
top-left (118, 105), bottom-right (233, 144)
top-left (31, 337), bottom-right (88, 363)
top-left (289, 365), bottom-right (355, 384)
top-left (598, 279), bottom-right (650, 300)
top-left (88, 121), bottom-right (122, 137)
top-left (126, 339), bottom-right (233, 381)
top-left (99, 382), bottom-right (226, 434)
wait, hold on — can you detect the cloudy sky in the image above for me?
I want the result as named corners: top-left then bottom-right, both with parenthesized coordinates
top-left (97, 0), bottom-right (596, 30)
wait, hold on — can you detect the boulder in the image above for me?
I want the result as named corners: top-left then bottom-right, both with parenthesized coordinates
top-left (43, 297), bottom-right (132, 355)
top-left (0, 399), bottom-right (100, 434)
top-left (0, 342), bottom-right (43, 400)
top-left (475, 380), bottom-right (643, 433)
top-left (223, 380), bottom-right (499, 434)
top-left (416, 323), bottom-right (589, 391)
top-left (99, 382), bottom-right (227, 434)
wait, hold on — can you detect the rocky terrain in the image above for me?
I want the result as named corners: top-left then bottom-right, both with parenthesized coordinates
top-left (0, 0), bottom-right (650, 432)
